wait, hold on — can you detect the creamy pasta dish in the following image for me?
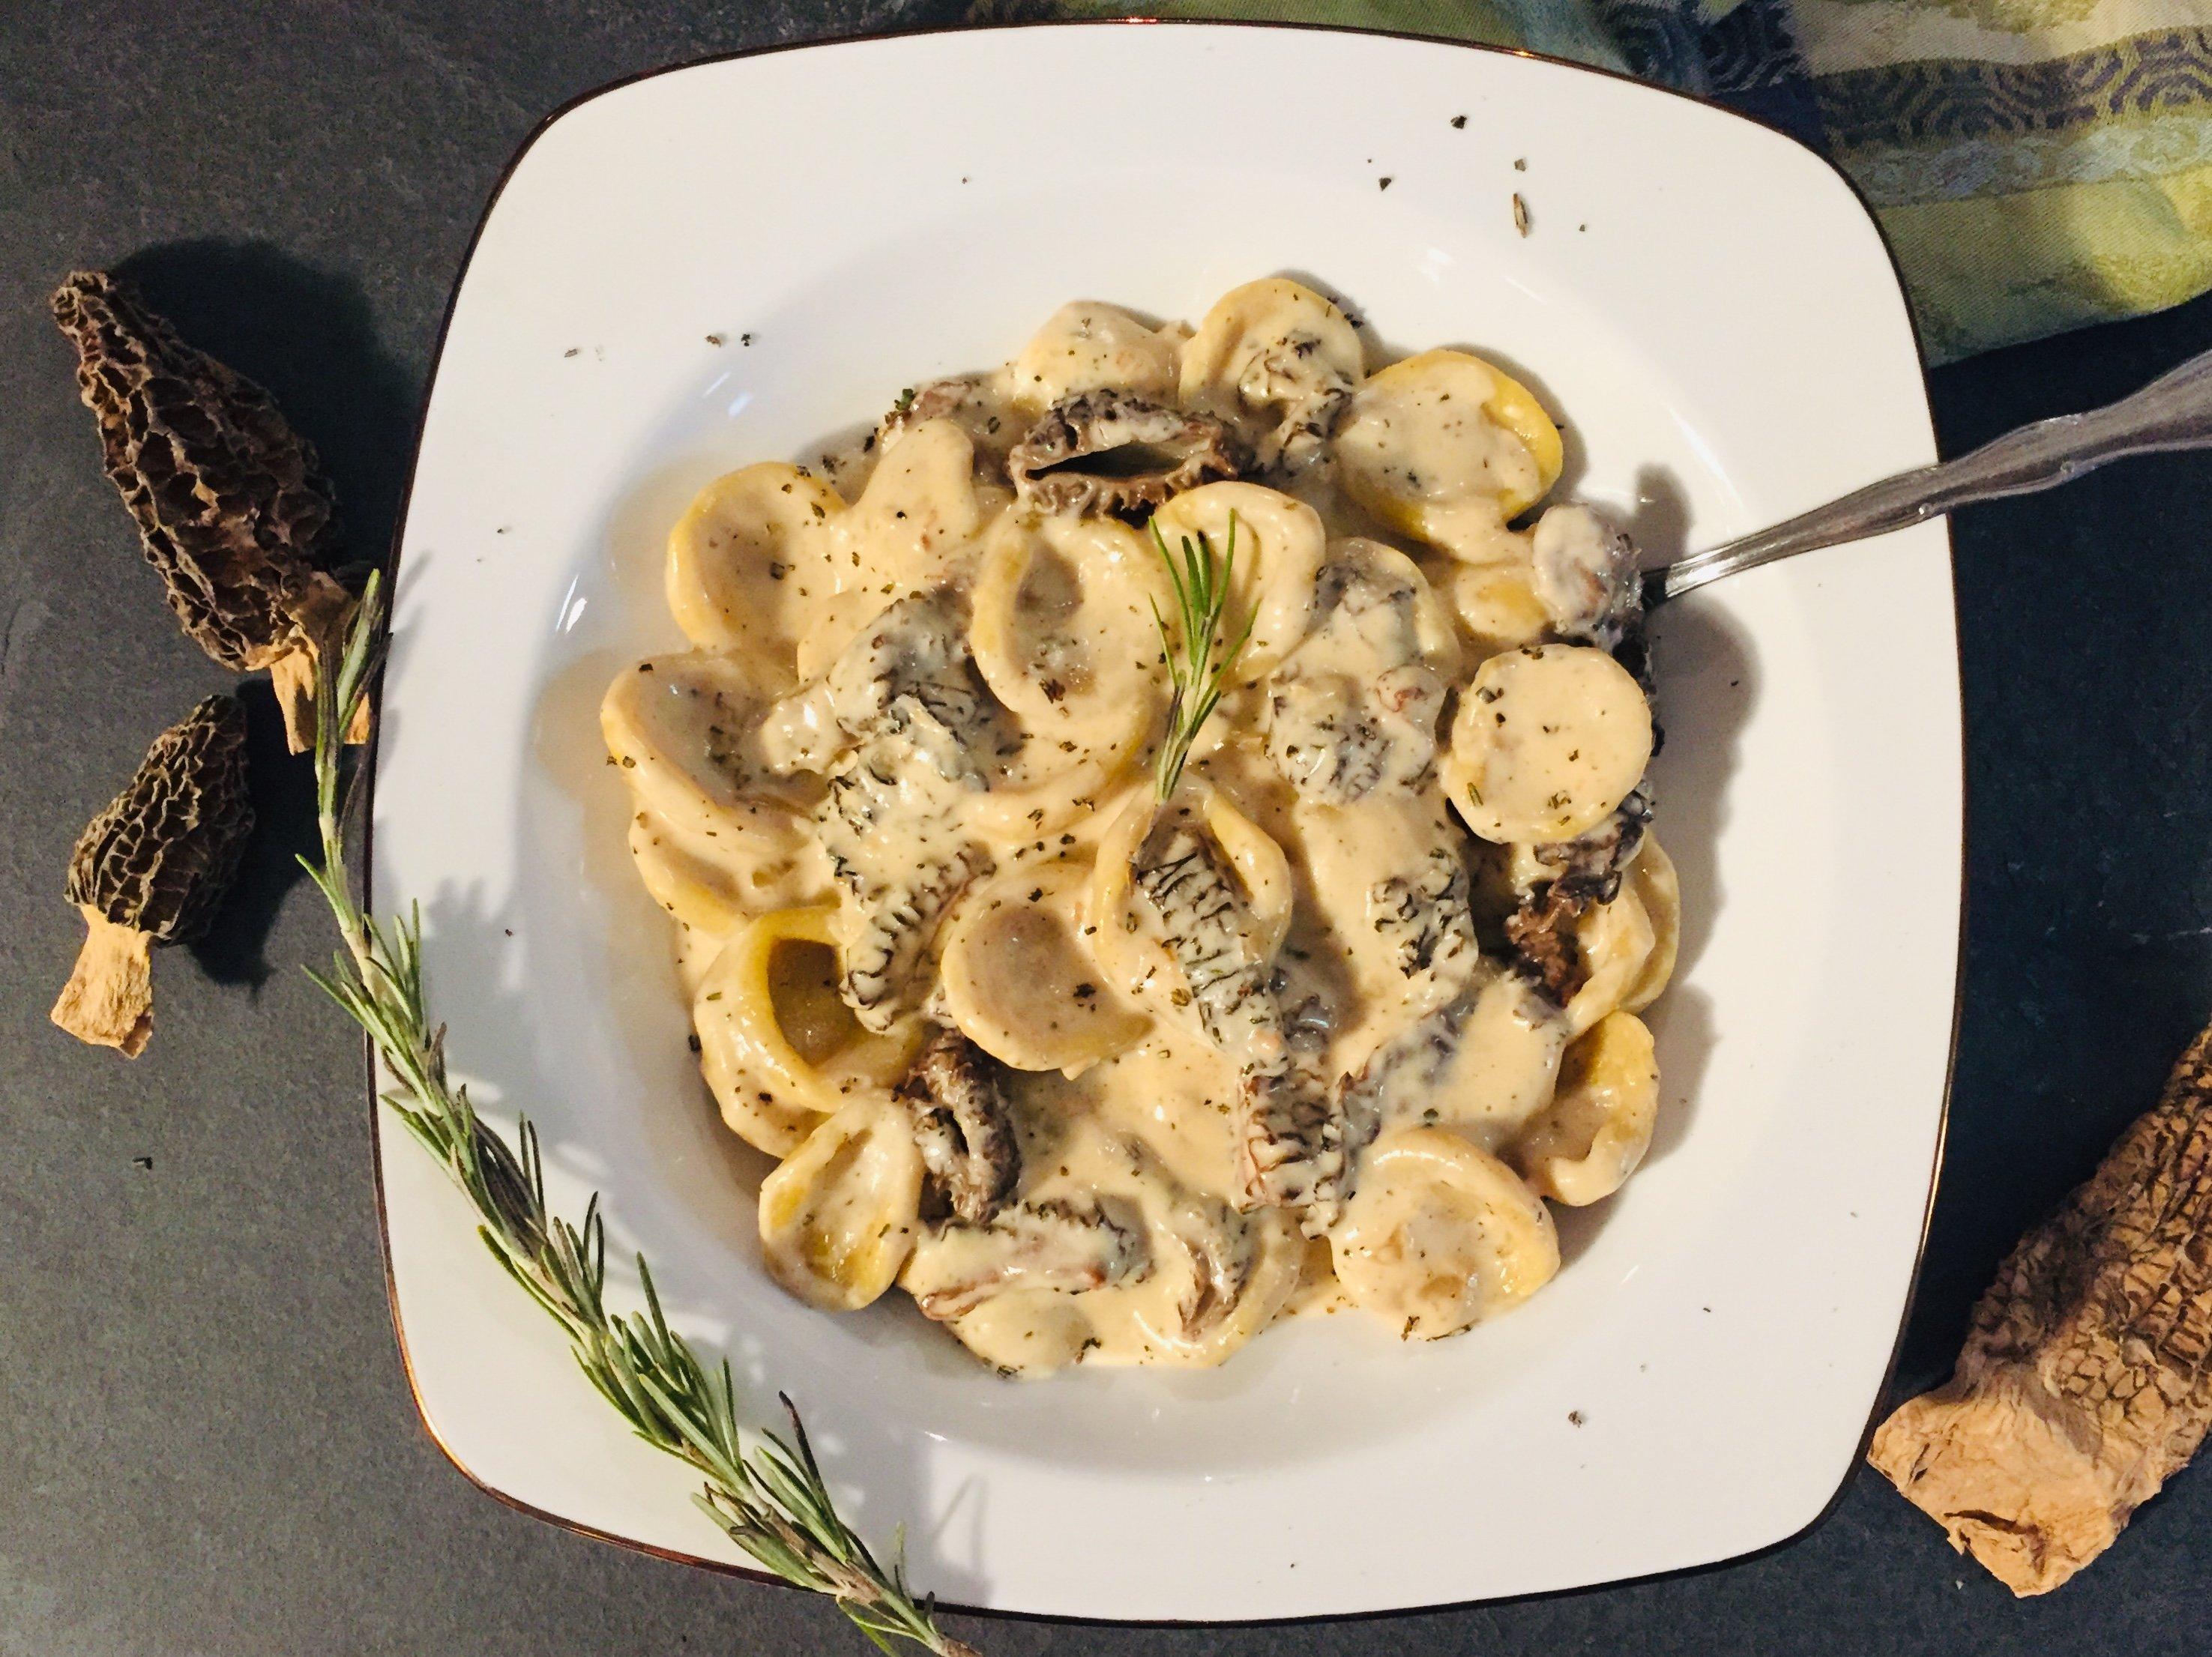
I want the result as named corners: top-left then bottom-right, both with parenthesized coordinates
top-left (601, 279), bottom-right (1676, 1376)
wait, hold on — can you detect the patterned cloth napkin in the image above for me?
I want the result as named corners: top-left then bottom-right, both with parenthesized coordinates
top-left (971, 0), bottom-right (2212, 361)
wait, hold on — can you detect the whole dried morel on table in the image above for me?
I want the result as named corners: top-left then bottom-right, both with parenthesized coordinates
top-left (1869, 1018), bottom-right (2212, 1593)
top-left (51, 270), bottom-right (365, 752)
top-left (51, 695), bottom-right (253, 1057)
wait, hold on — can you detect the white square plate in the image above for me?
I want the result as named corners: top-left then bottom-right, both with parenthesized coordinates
top-left (372, 21), bottom-right (1959, 1622)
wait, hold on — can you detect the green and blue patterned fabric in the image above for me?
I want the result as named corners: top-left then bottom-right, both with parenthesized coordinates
top-left (971, 0), bottom-right (2212, 361)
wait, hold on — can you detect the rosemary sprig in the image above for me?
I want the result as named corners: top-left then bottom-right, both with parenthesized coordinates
top-left (1148, 513), bottom-right (1256, 800)
top-left (300, 574), bottom-right (977, 1657)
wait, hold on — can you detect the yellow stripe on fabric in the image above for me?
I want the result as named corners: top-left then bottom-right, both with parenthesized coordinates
top-left (1791, 0), bottom-right (2212, 75)
top-left (1882, 158), bottom-right (2212, 357)
top-left (1846, 109), bottom-right (2212, 205)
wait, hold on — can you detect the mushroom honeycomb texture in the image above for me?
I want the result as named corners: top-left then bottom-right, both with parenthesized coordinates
top-left (51, 269), bottom-right (358, 748)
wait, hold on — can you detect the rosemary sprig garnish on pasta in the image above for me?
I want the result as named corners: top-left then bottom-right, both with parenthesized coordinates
top-left (300, 574), bottom-right (978, 1657)
top-left (1149, 511), bottom-right (1255, 801)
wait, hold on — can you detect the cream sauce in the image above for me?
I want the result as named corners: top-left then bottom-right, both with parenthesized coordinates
top-left (601, 280), bottom-right (1672, 1375)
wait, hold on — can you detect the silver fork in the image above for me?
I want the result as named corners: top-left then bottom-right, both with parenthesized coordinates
top-left (1645, 343), bottom-right (2212, 606)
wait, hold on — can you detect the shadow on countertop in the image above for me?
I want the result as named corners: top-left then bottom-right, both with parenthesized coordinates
top-left (101, 239), bottom-right (418, 987)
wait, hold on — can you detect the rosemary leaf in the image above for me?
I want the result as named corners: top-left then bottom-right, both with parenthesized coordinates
top-left (1149, 512), bottom-right (1255, 801)
top-left (300, 573), bottom-right (977, 1657)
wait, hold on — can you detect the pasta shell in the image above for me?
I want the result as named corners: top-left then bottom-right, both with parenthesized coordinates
top-left (1447, 560), bottom-right (1551, 663)
top-left (1621, 832), bottom-right (1680, 1014)
top-left (600, 652), bottom-right (818, 895)
top-left (624, 812), bottom-right (747, 936)
top-left (758, 1096), bottom-right (924, 1311)
top-left (1180, 277), bottom-right (1363, 474)
top-left (968, 511), bottom-right (1163, 730)
top-left (1133, 1204), bottom-right (1304, 1368)
top-left (1443, 644), bottom-right (1652, 843)
top-left (665, 465), bottom-right (845, 680)
top-left (1148, 482), bottom-right (1328, 683)
top-left (1512, 1010), bottom-right (1659, 1206)
top-left (938, 860), bottom-right (1150, 1075)
top-left (1011, 301), bottom-right (1183, 411)
top-left (840, 417), bottom-right (998, 595)
top-left (693, 905), bottom-right (925, 1155)
top-left (1336, 348), bottom-right (1562, 548)
top-left (1339, 965), bottom-right (1565, 1141)
top-left (1561, 879), bottom-right (1657, 1040)
top-left (1330, 1126), bottom-right (1560, 1339)
top-left (930, 1291), bottom-right (1100, 1377)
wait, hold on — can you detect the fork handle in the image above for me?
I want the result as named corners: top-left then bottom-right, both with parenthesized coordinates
top-left (1649, 343), bottom-right (2212, 605)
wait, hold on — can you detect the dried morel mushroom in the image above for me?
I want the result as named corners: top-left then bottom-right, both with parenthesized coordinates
top-left (1870, 1018), bottom-right (2212, 1593)
top-left (51, 695), bottom-right (254, 1057)
top-left (51, 270), bottom-right (364, 752)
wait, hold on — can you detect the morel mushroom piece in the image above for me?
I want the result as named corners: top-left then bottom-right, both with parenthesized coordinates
top-left (1532, 789), bottom-right (1654, 905)
top-left (51, 271), bottom-right (364, 752)
top-left (897, 1029), bottom-right (1019, 1225)
top-left (51, 695), bottom-right (253, 1057)
top-left (879, 373), bottom-right (1019, 483)
top-left (1007, 389), bottom-right (1246, 519)
top-left (1504, 881), bottom-right (1588, 1008)
top-left (1504, 792), bottom-right (1657, 1006)
top-left (902, 1199), bottom-right (1149, 1322)
top-left (1869, 1019), bottom-right (2212, 1595)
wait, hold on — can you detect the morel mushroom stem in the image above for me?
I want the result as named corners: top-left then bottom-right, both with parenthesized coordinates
top-left (51, 695), bottom-right (253, 1057)
top-left (266, 579), bottom-right (372, 751)
top-left (50, 270), bottom-right (368, 753)
top-left (52, 911), bottom-right (158, 1057)
top-left (1869, 1016), bottom-right (2212, 1593)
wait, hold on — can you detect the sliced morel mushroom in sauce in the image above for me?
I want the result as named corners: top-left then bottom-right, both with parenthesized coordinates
top-left (1528, 502), bottom-right (1657, 695)
top-left (902, 1198), bottom-right (1150, 1322)
top-left (1007, 388), bottom-right (1247, 519)
top-left (1371, 842), bottom-right (1481, 1006)
top-left (51, 695), bottom-right (253, 1057)
top-left (762, 591), bottom-right (1002, 1031)
top-left (1501, 791), bottom-right (1656, 1007)
top-left (1262, 539), bottom-right (1455, 806)
top-left (51, 271), bottom-right (364, 753)
top-left (898, 1029), bottom-right (1019, 1225)
top-left (1504, 879), bottom-right (1592, 1007)
top-left (1128, 807), bottom-right (1345, 1231)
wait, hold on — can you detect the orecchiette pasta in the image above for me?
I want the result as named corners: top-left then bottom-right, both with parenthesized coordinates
top-left (665, 464), bottom-right (845, 677)
top-left (1336, 348), bottom-right (1564, 557)
top-left (1013, 301), bottom-right (1184, 411)
top-left (600, 653), bottom-right (822, 923)
top-left (1332, 1126), bottom-right (1561, 1338)
top-left (603, 279), bottom-right (1677, 1374)
top-left (1561, 878), bottom-right (1657, 1040)
top-left (1511, 1010), bottom-right (1660, 1206)
top-left (693, 905), bottom-right (924, 1155)
top-left (759, 1096), bottom-right (925, 1309)
top-left (1447, 561), bottom-right (1552, 663)
top-left (1622, 833), bottom-right (1681, 1014)
top-left (1148, 482), bottom-right (1329, 683)
top-left (1178, 277), bottom-right (1364, 474)
top-left (938, 860), bottom-right (1150, 1074)
top-left (1443, 644), bottom-right (1653, 843)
